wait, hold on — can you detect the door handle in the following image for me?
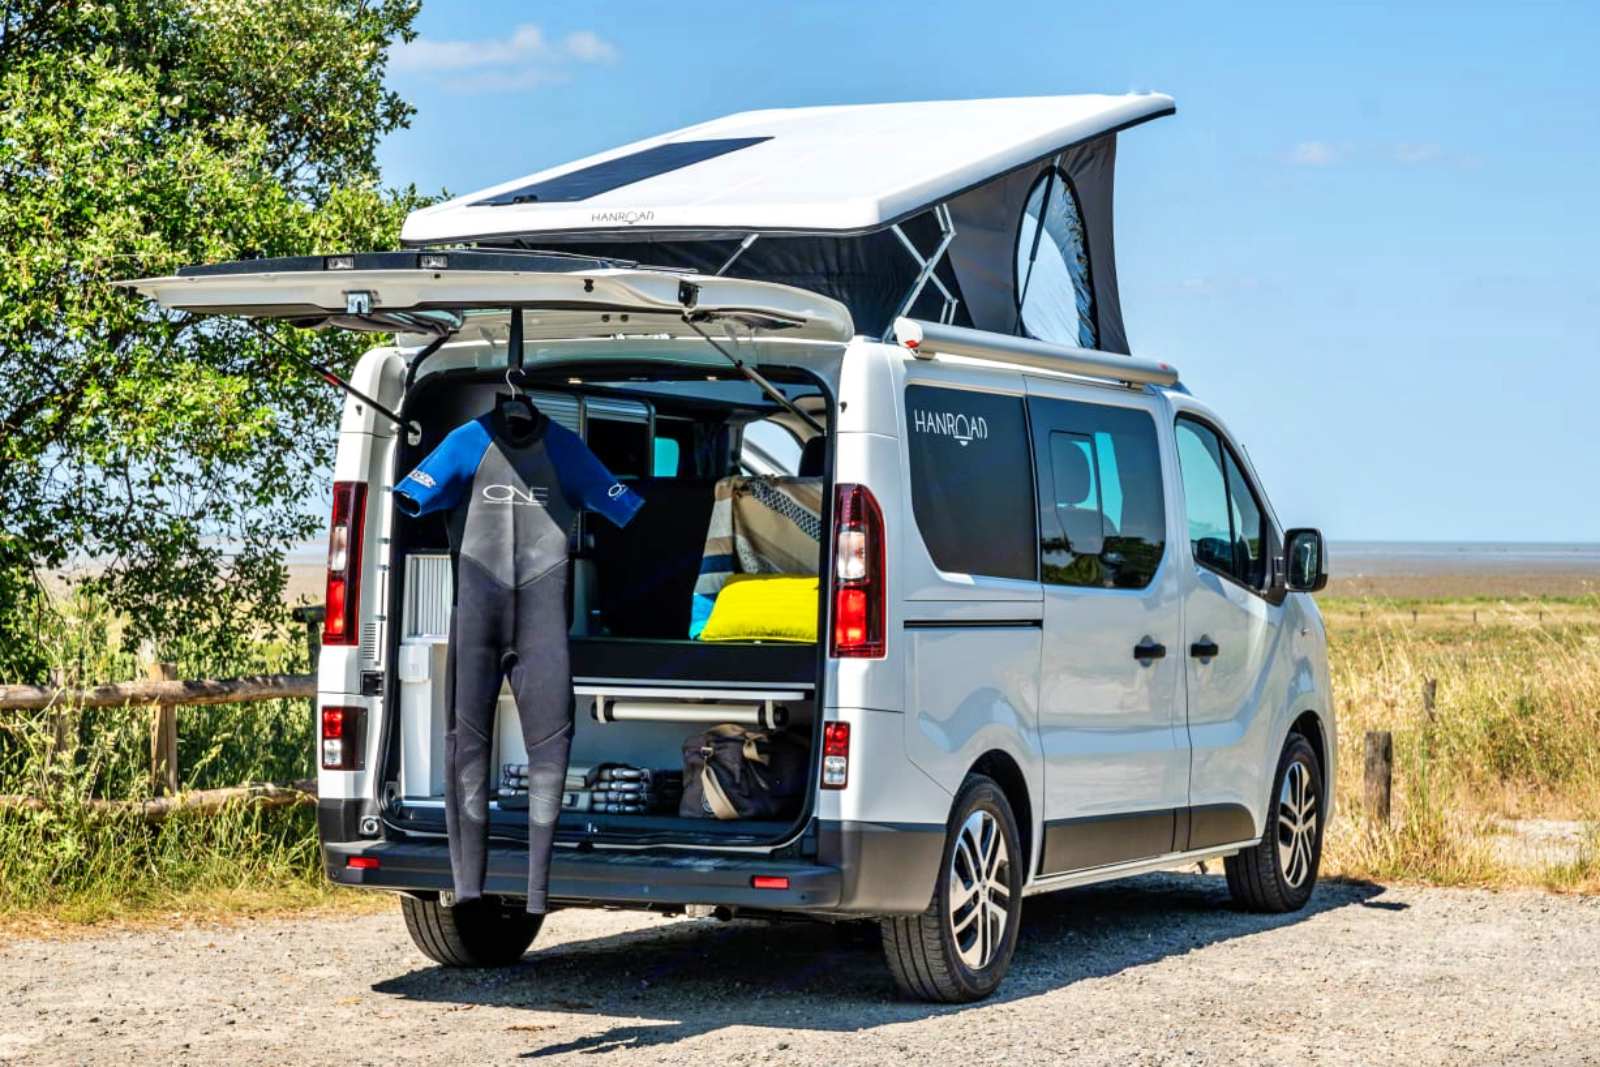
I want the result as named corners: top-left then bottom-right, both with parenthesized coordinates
top-left (1190, 638), bottom-right (1220, 660)
top-left (1132, 639), bottom-right (1167, 662)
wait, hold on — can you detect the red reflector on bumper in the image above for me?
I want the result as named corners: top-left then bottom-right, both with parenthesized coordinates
top-left (346, 856), bottom-right (380, 870)
top-left (750, 875), bottom-right (789, 890)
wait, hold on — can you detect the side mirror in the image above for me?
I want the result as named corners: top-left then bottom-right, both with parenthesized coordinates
top-left (1283, 528), bottom-right (1328, 593)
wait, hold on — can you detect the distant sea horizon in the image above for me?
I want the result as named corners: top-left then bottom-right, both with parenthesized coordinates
top-left (1328, 541), bottom-right (1600, 576)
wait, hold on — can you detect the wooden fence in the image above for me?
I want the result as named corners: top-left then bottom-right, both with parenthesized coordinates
top-left (4, 606), bottom-right (1422, 830)
top-left (0, 607), bottom-right (325, 822)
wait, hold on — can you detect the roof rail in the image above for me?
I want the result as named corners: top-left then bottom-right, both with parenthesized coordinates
top-left (892, 318), bottom-right (1179, 388)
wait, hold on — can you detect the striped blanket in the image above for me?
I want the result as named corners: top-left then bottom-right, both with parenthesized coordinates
top-left (691, 475), bottom-right (823, 636)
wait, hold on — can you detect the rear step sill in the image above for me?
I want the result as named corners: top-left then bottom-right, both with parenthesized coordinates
top-left (388, 802), bottom-right (815, 855)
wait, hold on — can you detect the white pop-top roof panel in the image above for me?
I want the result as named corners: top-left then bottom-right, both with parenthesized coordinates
top-left (400, 93), bottom-right (1173, 246)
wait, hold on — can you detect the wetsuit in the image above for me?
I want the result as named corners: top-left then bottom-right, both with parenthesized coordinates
top-left (395, 406), bottom-right (643, 913)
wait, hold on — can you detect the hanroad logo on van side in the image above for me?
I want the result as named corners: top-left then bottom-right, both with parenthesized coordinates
top-left (590, 209), bottom-right (655, 226)
top-left (482, 484), bottom-right (550, 507)
top-left (911, 408), bottom-right (990, 447)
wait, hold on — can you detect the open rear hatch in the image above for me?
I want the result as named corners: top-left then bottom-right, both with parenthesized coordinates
top-left (122, 250), bottom-right (856, 342)
top-left (124, 250), bottom-right (849, 854)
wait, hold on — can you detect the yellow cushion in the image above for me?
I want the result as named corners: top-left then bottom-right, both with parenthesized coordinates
top-left (698, 575), bottom-right (819, 644)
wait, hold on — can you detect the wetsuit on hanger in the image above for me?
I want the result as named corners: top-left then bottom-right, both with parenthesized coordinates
top-left (395, 406), bottom-right (643, 913)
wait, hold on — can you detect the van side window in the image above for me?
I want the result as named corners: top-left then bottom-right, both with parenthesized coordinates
top-left (1223, 449), bottom-right (1266, 586)
top-left (651, 417), bottom-right (696, 478)
top-left (1175, 417), bottom-right (1267, 589)
top-left (740, 417), bottom-right (803, 476)
top-left (905, 384), bottom-right (1036, 580)
top-left (1029, 397), bottom-right (1165, 589)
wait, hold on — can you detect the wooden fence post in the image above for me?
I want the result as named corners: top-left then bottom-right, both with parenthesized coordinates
top-left (146, 659), bottom-right (179, 797)
top-left (1364, 730), bottom-right (1393, 826)
top-left (292, 605), bottom-right (326, 670)
top-left (1422, 678), bottom-right (1437, 723)
top-left (47, 668), bottom-right (69, 772)
top-left (290, 605), bottom-right (326, 757)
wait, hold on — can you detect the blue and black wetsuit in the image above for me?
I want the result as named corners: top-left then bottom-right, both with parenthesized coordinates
top-left (395, 407), bottom-right (643, 913)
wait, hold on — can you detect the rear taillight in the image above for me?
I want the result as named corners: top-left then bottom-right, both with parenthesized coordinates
top-left (821, 721), bottom-right (851, 789)
top-left (323, 481), bottom-right (367, 646)
top-left (830, 483), bottom-right (885, 658)
top-left (321, 705), bottom-right (366, 770)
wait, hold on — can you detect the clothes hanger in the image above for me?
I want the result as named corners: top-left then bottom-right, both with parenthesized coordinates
top-left (494, 365), bottom-right (540, 439)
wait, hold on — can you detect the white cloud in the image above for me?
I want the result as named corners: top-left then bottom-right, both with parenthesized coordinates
top-left (1289, 140), bottom-right (1342, 167)
top-left (392, 23), bottom-right (617, 90)
top-left (562, 30), bottom-right (617, 63)
top-left (1393, 142), bottom-right (1444, 165)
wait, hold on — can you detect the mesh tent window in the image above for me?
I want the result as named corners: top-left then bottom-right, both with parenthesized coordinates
top-left (1014, 167), bottom-right (1098, 349)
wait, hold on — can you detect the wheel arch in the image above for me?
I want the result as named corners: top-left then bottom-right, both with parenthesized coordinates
top-left (1280, 710), bottom-right (1331, 825)
top-left (1289, 709), bottom-right (1327, 774)
top-left (967, 749), bottom-right (1035, 878)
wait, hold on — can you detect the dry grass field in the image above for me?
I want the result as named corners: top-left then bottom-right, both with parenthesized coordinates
top-left (4, 569), bottom-right (1597, 930)
top-left (1318, 594), bottom-right (1600, 892)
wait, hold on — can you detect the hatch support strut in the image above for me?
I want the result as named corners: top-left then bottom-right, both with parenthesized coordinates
top-left (250, 322), bottom-right (423, 438)
top-left (883, 204), bottom-right (959, 339)
top-left (675, 283), bottom-right (825, 435)
top-left (715, 234), bottom-right (759, 276)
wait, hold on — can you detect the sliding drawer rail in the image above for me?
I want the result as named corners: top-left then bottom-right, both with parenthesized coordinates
top-left (578, 684), bottom-right (806, 730)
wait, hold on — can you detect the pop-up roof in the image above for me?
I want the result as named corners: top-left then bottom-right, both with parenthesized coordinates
top-left (401, 94), bottom-right (1174, 352)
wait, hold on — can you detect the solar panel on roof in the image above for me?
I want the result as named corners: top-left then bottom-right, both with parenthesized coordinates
top-left (473, 137), bottom-right (772, 206)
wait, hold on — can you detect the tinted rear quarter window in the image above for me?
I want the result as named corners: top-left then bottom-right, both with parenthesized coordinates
top-left (905, 384), bottom-right (1036, 580)
top-left (1029, 396), bottom-right (1166, 588)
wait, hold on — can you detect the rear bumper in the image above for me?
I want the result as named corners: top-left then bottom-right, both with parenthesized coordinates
top-left (320, 803), bottom-right (944, 915)
top-left (324, 838), bottom-right (843, 911)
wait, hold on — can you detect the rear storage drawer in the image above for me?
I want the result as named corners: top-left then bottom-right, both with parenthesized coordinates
top-left (570, 637), bottom-right (816, 685)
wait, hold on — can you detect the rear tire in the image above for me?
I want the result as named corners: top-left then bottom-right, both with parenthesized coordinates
top-left (880, 774), bottom-right (1024, 1003)
top-left (401, 895), bottom-right (543, 967)
top-left (1225, 733), bottom-right (1324, 913)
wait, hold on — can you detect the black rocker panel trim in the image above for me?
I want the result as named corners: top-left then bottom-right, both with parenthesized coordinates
top-left (1038, 803), bottom-right (1260, 875)
top-left (1040, 808), bottom-right (1177, 874)
top-left (1184, 802), bottom-right (1258, 852)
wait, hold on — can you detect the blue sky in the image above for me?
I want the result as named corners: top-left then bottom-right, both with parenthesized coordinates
top-left (376, 1), bottom-right (1599, 542)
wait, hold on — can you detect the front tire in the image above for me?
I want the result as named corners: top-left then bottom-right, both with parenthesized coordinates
top-left (880, 774), bottom-right (1024, 1002)
top-left (1225, 733), bottom-right (1325, 912)
top-left (401, 895), bottom-right (543, 967)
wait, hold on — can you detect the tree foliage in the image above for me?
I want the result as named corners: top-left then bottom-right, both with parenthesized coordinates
top-left (0, 0), bottom-right (424, 680)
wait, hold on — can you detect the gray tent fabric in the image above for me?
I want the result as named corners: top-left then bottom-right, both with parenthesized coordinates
top-left (944, 135), bottom-right (1126, 353)
top-left (477, 133), bottom-right (1129, 352)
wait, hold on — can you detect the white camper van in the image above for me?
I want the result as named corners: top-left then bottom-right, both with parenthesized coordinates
top-left (128, 94), bottom-right (1335, 1003)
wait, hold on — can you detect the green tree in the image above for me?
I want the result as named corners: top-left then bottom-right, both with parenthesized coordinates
top-left (0, 0), bottom-right (425, 681)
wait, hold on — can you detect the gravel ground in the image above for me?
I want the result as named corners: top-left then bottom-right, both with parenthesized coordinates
top-left (3, 873), bottom-right (1597, 1066)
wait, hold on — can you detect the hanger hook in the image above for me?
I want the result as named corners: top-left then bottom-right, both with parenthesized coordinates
top-left (505, 365), bottom-right (525, 394)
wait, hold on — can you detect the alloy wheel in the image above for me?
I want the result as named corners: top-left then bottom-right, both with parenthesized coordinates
top-left (948, 808), bottom-right (1011, 970)
top-left (1277, 759), bottom-right (1318, 888)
